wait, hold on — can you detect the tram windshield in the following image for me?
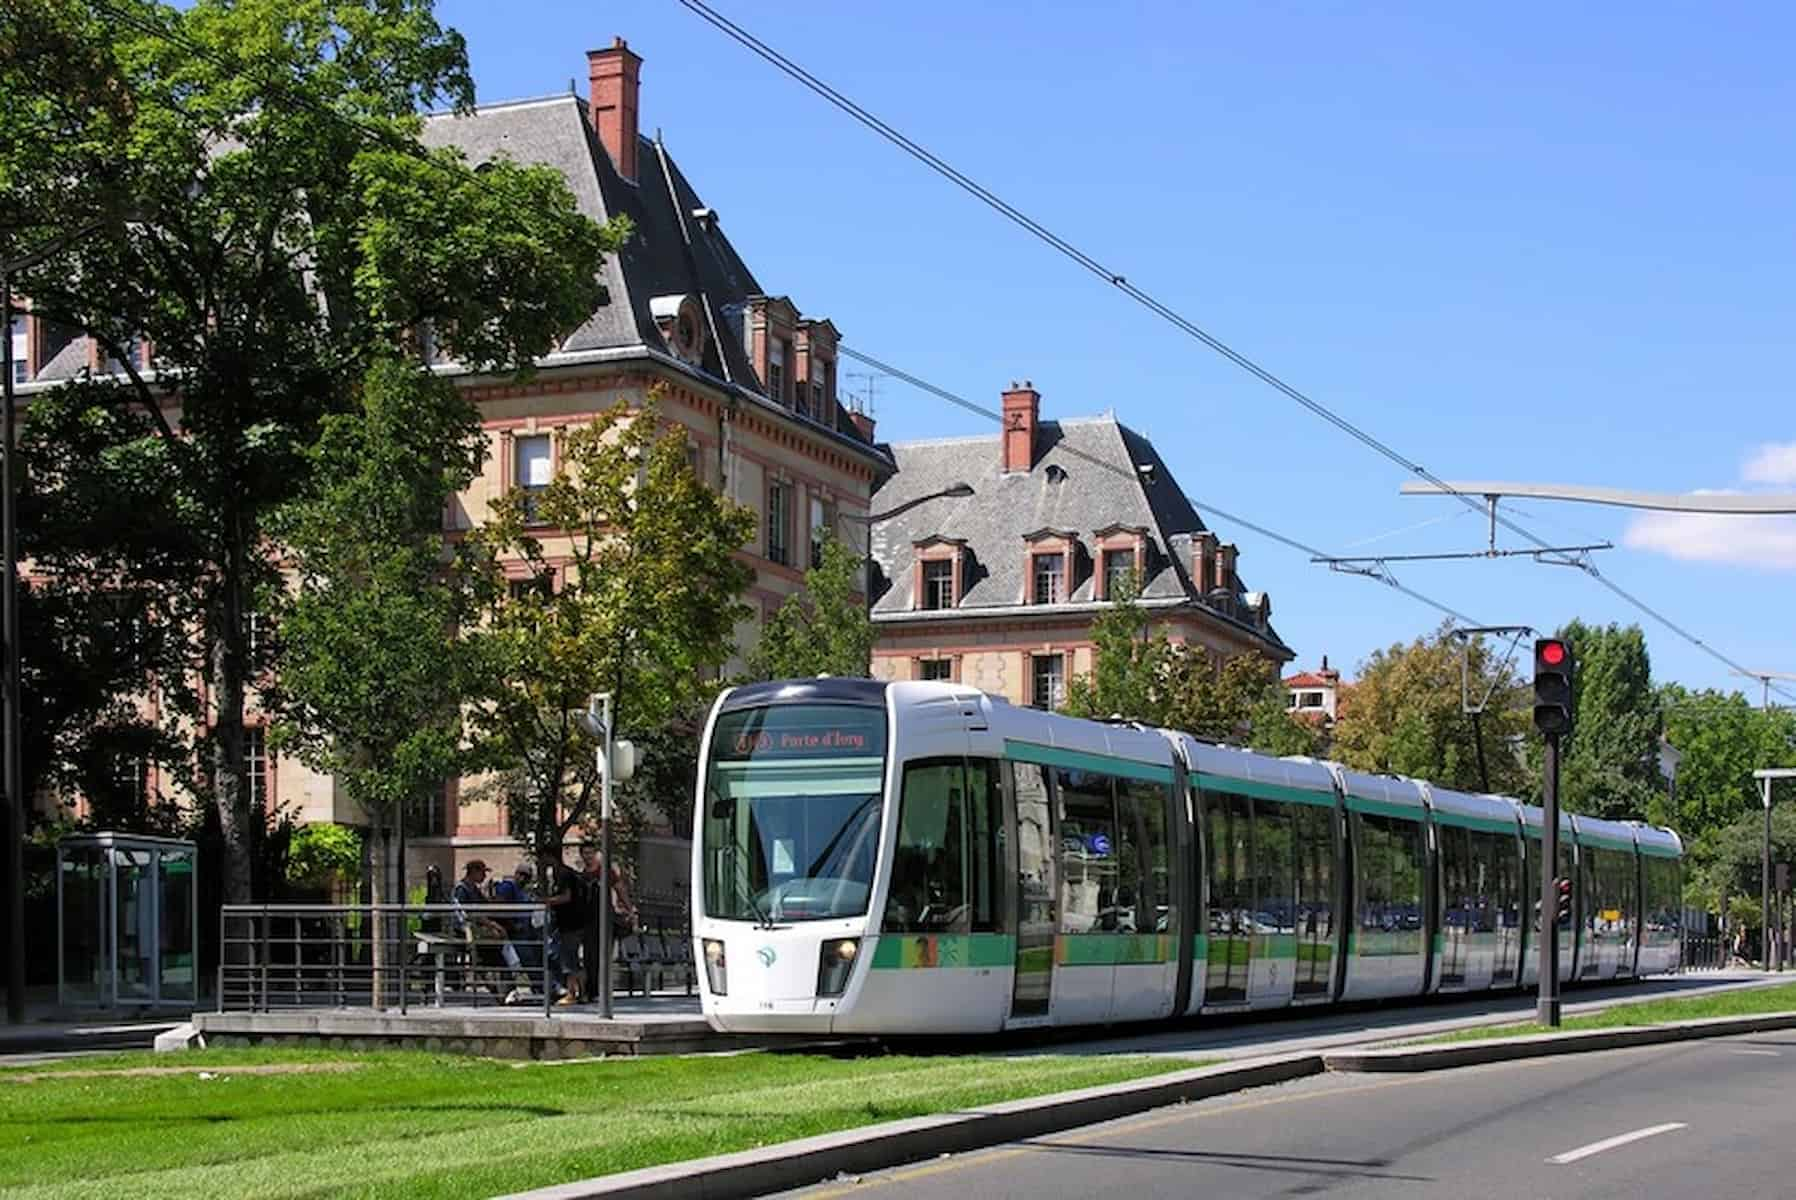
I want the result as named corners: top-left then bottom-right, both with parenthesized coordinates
top-left (702, 703), bottom-right (887, 923)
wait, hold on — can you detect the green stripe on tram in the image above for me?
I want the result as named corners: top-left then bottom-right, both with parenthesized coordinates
top-left (1191, 773), bottom-right (1336, 807)
top-left (869, 933), bottom-right (1016, 970)
top-left (1056, 933), bottom-right (1174, 966)
top-left (1430, 812), bottom-right (1522, 836)
top-left (1639, 843), bottom-right (1682, 859)
top-left (1003, 740), bottom-right (1175, 785)
top-left (1342, 793), bottom-right (1424, 821)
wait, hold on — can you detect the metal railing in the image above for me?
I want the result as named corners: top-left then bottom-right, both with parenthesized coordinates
top-left (219, 904), bottom-right (559, 1016)
top-left (217, 904), bottom-right (699, 1016)
top-left (1681, 935), bottom-right (1727, 972)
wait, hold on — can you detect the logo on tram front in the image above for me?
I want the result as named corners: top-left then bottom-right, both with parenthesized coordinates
top-left (757, 945), bottom-right (777, 967)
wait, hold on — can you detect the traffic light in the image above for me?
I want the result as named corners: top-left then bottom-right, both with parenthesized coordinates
top-left (1533, 637), bottom-right (1575, 736)
top-left (1554, 877), bottom-right (1573, 925)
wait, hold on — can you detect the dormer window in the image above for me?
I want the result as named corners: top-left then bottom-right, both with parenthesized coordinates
top-left (1093, 524), bottom-right (1148, 601)
top-left (1102, 549), bottom-right (1134, 598)
top-left (921, 560), bottom-right (954, 610)
top-left (911, 536), bottom-right (967, 611)
top-left (768, 338), bottom-right (787, 405)
top-left (1032, 553), bottom-right (1064, 605)
top-left (1021, 528), bottom-right (1077, 606)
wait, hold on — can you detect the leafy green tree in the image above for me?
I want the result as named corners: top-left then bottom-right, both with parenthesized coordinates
top-left (268, 358), bottom-right (484, 920)
top-left (1062, 576), bottom-right (1172, 725)
top-left (1332, 621), bottom-right (1530, 794)
top-left (746, 534), bottom-right (876, 680)
top-left (3, 0), bottom-right (617, 901)
top-left (467, 398), bottom-right (756, 861)
top-left (1553, 621), bottom-right (1664, 821)
top-left (1063, 576), bottom-right (1318, 753)
top-left (1662, 686), bottom-right (1796, 840)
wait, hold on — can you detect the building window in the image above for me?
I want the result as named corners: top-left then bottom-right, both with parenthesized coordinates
top-left (686, 441), bottom-right (705, 485)
top-left (1103, 549), bottom-right (1136, 599)
top-left (921, 559), bottom-right (955, 610)
top-left (246, 727), bottom-right (269, 814)
top-left (515, 434), bottom-right (552, 522)
top-left (508, 574), bottom-right (553, 602)
top-left (111, 754), bottom-right (148, 810)
top-left (1032, 553), bottom-right (1064, 605)
top-left (809, 496), bottom-right (830, 568)
top-left (8, 313), bottom-right (26, 384)
top-left (767, 481), bottom-right (792, 566)
top-left (918, 658), bottom-right (954, 682)
top-left (1031, 654), bottom-right (1065, 711)
top-left (767, 338), bottom-right (787, 404)
top-left (407, 783), bottom-right (447, 838)
top-left (1299, 691), bottom-right (1324, 709)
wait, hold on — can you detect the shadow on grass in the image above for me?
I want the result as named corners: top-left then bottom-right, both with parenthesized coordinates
top-left (5, 1100), bottom-right (567, 1127)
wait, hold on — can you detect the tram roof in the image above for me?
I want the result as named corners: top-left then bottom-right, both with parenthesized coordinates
top-left (1420, 783), bottom-right (1525, 832)
top-left (1629, 823), bottom-right (1684, 858)
top-left (1180, 741), bottom-right (1338, 800)
top-left (1572, 813), bottom-right (1645, 854)
top-left (718, 678), bottom-right (890, 712)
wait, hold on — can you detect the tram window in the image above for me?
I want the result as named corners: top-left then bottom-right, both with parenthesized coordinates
top-left (882, 758), bottom-right (1003, 934)
top-left (1253, 799), bottom-right (1295, 937)
top-left (1057, 768), bottom-right (1118, 934)
top-left (1117, 777), bottom-right (1172, 934)
top-left (1207, 790), bottom-right (1253, 939)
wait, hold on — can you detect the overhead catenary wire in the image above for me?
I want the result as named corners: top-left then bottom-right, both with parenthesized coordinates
top-left (838, 345), bottom-right (1481, 628)
top-left (679, 0), bottom-right (1796, 706)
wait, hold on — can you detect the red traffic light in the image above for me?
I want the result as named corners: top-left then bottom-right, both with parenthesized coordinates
top-left (1540, 640), bottom-right (1567, 666)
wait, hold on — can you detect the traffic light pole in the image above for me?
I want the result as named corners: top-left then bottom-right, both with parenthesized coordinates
top-left (1538, 730), bottom-right (1563, 1028)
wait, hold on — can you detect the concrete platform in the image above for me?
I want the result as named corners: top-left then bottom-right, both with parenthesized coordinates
top-left (188, 995), bottom-right (799, 1059)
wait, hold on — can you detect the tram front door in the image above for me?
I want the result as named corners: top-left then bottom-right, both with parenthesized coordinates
top-left (1010, 762), bottom-right (1055, 1021)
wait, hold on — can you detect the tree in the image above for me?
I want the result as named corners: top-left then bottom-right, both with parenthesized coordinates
top-left (268, 357), bottom-right (484, 921)
top-left (1660, 685), bottom-right (1796, 866)
top-left (1554, 621), bottom-right (1664, 821)
top-left (1062, 576), bottom-right (1320, 754)
top-left (466, 397), bottom-right (756, 862)
top-left (1331, 621), bottom-right (1530, 794)
top-left (3, 0), bottom-right (617, 901)
top-left (746, 534), bottom-right (876, 681)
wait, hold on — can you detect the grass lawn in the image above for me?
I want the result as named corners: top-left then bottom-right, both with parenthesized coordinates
top-left (0, 1046), bottom-right (1188, 1199)
top-left (1429, 980), bottom-right (1796, 1044)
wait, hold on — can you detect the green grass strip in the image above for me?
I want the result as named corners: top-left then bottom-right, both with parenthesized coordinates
top-left (1426, 980), bottom-right (1796, 1044)
top-left (0, 1047), bottom-right (1185, 1200)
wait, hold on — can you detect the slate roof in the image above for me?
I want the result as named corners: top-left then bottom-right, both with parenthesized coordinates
top-left (24, 93), bottom-right (886, 467)
top-left (869, 416), bottom-right (1290, 656)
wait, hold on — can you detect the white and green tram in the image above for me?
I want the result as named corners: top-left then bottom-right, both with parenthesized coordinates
top-left (691, 679), bottom-right (1684, 1035)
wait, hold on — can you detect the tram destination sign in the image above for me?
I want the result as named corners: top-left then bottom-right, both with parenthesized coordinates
top-left (713, 704), bottom-right (887, 762)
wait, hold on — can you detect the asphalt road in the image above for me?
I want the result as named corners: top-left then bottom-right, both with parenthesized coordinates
top-left (986, 970), bottom-right (1777, 1062)
top-left (784, 1031), bottom-right (1796, 1200)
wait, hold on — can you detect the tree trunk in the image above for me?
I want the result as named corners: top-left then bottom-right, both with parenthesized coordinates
top-left (211, 516), bottom-right (254, 908)
top-left (369, 822), bottom-right (389, 1010)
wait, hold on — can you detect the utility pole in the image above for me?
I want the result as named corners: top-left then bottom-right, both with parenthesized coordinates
top-left (1533, 637), bottom-right (1575, 1027)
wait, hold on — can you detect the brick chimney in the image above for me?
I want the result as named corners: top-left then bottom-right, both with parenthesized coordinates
top-left (1215, 543), bottom-right (1238, 592)
top-left (1192, 532), bottom-right (1217, 595)
top-left (1001, 381), bottom-right (1040, 473)
top-left (587, 37), bottom-right (642, 184)
top-left (849, 410), bottom-right (876, 442)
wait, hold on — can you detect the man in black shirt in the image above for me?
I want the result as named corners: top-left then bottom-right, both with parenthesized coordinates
top-left (541, 852), bottom-right (589, 1005)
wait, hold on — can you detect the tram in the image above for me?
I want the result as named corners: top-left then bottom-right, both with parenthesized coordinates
top-left (691, 678), bottom-right (1683, 1035)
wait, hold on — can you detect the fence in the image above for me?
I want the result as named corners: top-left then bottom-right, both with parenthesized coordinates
top-left (217, 904), bottom-right (697, 1016)
top-left (1681, 935), bottom-right (1727, 972)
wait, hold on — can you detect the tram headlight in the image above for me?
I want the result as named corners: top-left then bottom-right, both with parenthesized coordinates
top-left (703, 939), bottom-right (727, 996)
top-left (816, 938), bottom-right (861, 998)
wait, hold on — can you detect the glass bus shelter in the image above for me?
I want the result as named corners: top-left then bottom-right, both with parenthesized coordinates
top-left (58, 833), bottom-right (199, 1008)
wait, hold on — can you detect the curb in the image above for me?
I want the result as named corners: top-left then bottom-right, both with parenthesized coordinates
top-left (494, 1053), bottom-right (1323, 1200)
top-left (1324, 1010), bottom-right (1796, 1072)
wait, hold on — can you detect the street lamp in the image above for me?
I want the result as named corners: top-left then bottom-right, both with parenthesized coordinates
top-left (839, 482), bottom-right (975, 627)
top-left (4, 215), bottom-right (132, 1025)
top-left (1755, 769), bottom-right (1796, 972)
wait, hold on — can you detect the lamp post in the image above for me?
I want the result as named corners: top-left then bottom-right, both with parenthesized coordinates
top-left (1755, 769), bottom-right (1796, 972)
top-left (840, 482), bottom-right (975, 629)
top-left (4, 216), bottom-right (125, 1025)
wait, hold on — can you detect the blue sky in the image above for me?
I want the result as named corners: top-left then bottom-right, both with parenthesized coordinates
top-left (441, 0), bottom-right (1794, 700)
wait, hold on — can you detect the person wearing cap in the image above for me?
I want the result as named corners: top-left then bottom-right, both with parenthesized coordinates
top-left (492, 862), bottom-right (543, 1004)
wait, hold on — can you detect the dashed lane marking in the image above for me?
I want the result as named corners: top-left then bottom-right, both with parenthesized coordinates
top-left (1548, 1122), bottom-right (1687, 1165)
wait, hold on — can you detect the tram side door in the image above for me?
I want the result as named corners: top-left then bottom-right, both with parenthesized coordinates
top-left (1008, 761), bottom-right (1056, 1022)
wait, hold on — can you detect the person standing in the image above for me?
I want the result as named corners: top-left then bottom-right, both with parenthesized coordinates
top-left (580, 831), bottom-right (638, 1001)
top-left (541, 851), bottom-right (589, 1005)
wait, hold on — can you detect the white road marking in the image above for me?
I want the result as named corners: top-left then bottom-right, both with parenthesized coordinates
top-left (1730, 1049), bottom-right (1781, 1057)
top-left (1549, 1123), bottom-right (1687, 1165)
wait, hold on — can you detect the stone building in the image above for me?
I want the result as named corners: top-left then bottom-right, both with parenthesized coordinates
top-left (867, 382), bottom-right (1292, 703)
